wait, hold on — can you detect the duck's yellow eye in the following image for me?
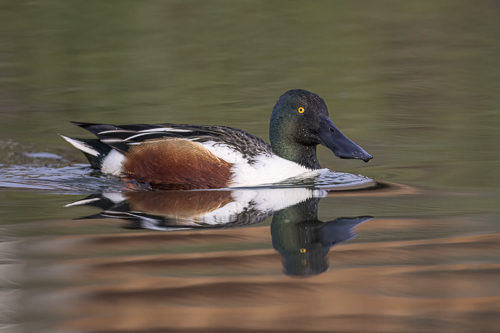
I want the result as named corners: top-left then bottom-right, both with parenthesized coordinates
top-left (298, 107), bottom-right (305, 113)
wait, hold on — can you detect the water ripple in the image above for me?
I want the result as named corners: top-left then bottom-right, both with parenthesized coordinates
top-left (0, 164), bottom-right (374, 194)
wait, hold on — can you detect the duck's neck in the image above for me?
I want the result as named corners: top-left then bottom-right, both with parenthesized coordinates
top-left (269, 112), bottom-right (322, 169)
top-left (270, 139), bottom-right (321, 170)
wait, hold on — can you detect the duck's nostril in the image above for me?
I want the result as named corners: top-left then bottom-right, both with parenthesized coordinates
top-left (329, 127), bottom-right (335, 132)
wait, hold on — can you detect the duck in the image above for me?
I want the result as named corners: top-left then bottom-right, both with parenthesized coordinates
top-left (61, 89), bottom-right (372, 190)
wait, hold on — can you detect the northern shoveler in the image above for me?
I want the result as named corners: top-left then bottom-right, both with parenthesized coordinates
top-left (61, 89), bottom-right (372, 190)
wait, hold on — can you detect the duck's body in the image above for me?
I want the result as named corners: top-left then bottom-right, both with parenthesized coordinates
top-left (62, 122), bottom-right (313, 189)
top-left (61, 89), bottom-right (372, 190)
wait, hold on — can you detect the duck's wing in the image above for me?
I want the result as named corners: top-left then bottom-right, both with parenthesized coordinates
top-left (72, 122), bottom-right (273, 160)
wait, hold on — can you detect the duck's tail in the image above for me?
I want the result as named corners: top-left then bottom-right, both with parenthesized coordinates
top-left (60, 135), bottom-right (112, 169)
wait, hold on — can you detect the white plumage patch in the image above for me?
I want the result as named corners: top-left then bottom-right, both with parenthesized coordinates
top-left (230, 155), bottom-right (319, 187)
top-left (101, 149), bottom-right (125, 176)
top-left (120, 128), bottom-right (193, 141)
top-left (121, 133), bottom-right (155, 141)
top-left (199, 141), bottom-right (317, 187)
top-left (98, 130), bottom-right (137, 135)
top-left (139, 128), bottom-right (192, 133)
top-left (60, 135), bottom-right (99, 157)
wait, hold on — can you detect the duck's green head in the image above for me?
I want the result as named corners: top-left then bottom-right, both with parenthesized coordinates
top-left (270, 89), bottom-right (372, 169)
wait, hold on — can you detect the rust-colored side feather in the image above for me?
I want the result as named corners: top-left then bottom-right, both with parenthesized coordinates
top-left (123, 139), bottom-right (233, 190)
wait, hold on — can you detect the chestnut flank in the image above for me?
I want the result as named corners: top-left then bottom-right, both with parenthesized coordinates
top-left (123, 139), bottom-right (233, 190)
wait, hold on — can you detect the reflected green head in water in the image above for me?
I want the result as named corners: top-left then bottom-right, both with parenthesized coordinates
top-left (270, 89), bottom-right (372, 169)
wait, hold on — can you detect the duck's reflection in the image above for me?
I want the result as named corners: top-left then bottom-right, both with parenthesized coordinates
top-left (69, 188), bottom-right (372, 275)
top-left (271, 198), bottom-right (371, 275)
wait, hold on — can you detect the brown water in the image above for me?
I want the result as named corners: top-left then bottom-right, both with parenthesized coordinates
top-left (1, 1), bottom-right (500, 332)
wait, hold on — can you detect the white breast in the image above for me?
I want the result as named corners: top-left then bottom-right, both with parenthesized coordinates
top-left (200, 141), bottom-right (318, 187)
